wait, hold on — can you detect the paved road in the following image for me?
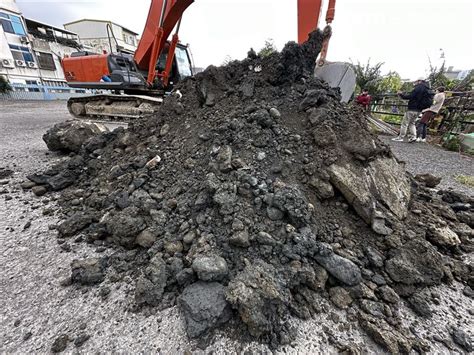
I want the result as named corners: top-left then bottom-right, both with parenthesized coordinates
top-left (1, 101), bottom-right (67, 176)
top-left (380, 136), bottom-right (473, 196)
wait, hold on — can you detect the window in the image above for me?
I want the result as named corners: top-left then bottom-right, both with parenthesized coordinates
top-left (9, 45), bottom-right (34, 63)
top-left (36, 52), bottom-right (56, 70)
top-left (25, 80), bottom-right (40, 92)
top-left (0, 12), bottom-right (26, 35)
top-left (175, 47), bottom-right (192, 78)
top-left (123, 34), bottom-right (135, 46)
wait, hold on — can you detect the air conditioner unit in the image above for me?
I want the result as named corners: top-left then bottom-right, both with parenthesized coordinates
top-left (1, 58), bottom-right (15, 68)
top-left (20, 35), bottom-right (30, 44)
top-left (27, 61), bottom-right (37, 69)
top-left (15, 60), bottom-right (26, 67)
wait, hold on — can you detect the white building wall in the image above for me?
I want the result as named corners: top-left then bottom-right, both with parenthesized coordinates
top-left (31, 38), bottom-right (78, 82)
top-left (64, 21), bottom-right (108, 39)
top-left (0, 0), bottom-right (19, 14)
top-left (64, 20), bottom-right (138, 54)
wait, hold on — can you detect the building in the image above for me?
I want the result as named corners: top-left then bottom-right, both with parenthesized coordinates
top-left (0, 0), bottom-right (81, 89)
top-left (445, 66), bottom-right (472, 81)
top-left (64, 19), bottom-right (139, 55)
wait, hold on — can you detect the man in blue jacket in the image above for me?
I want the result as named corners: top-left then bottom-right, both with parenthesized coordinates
top-left (392, 78), bottom-right (432, 142)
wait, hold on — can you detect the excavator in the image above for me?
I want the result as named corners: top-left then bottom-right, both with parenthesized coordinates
top-left (62, 0), bottom-right (355, 121)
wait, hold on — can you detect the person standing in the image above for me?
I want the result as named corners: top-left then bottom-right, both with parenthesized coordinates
top-left (416, 86), bottom-right (446, 142)
top-left (356, 88), bottom-right (372, 111)
top-left (392, 78), bottom-right (432, 142)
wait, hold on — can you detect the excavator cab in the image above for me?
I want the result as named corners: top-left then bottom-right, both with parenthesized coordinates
top-left (155, 44), bottom-right (193, 90)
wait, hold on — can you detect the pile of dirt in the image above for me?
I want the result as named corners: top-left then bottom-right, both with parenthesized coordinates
top-left (27, 30), bottom-right (473, 351)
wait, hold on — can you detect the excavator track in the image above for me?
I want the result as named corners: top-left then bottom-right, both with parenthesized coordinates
top-left (67, 94), bottom-right (163, 123)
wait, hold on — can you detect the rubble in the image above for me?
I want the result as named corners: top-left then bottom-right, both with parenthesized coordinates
top-left (30, 29), bottom-right (473, 350)
top-left (43, 120), bottom-right (108, 153)
top-left (71, 258), bottom-right (108, 285)
top-left (178, 281), bottom-right (232, 338)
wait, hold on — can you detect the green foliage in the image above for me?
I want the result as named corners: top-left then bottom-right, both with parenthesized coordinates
top-left (352, 60), bottom-right (402, 95)
top-left (377, 113), bottom-right (403, 125)
top-left (427, 59), bottom-right (448, 88)
top-left (455, 175), bottom-right (474, 187)
top-left (0, 75), bottom-right (12, 94)
top-left (352, 59), bottom-right (384, 94)
top-left (427, 60), bottom-right (472, 91)
top-left (443, 136), bottom-right (461, 152)
top-left (258, 39), bottom-right (277, 58)
top-left (400, 81), bottom-right (414, 93)
top-left (377, 71), bottom-right (403, 94)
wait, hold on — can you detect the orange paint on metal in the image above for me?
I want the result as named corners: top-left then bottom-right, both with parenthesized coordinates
top-left (326, 0), bottom-right (336, 23)
top-left (62, 54), bottom-right (110, 83)
top-left (162, 33), bottom-right (179, 86)
top-left (135, 0), bottom-right (194, 71)
top-left (297, 0), bottom-right (323, 44)
top-left (146, 26), bottom-right (165, 85)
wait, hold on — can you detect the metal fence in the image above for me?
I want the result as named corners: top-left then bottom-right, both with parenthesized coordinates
top-left (370, 91), bottom-right (474, 138)
top-left (0, 83), bottom-right (88, 101)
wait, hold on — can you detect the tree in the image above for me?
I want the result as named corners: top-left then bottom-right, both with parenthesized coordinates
top-left (352, 60), bottom-right (403, 95)
top-left (351, 59), bottom-right (384, 94)
top-left (258, 39), bottom-right (277, 58)
top-left (400, 81), bottom-right (414, 93)
top-left (425, 58), bottom-right (472, 91)
top-left (427, 59), bottom-right (450, 89)
top-left (0, 75), bottom-right (12, 94)
top-left (377, 71), bottom-right (403, 94)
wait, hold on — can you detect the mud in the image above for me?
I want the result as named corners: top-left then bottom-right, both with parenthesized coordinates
top-left (20, 30), bottom-right (474, 351)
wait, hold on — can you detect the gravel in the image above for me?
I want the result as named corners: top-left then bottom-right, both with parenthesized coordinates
top-left (1, 101), bottom-right (472, 353)
top-left (380, 136), bottom-right (474, 196)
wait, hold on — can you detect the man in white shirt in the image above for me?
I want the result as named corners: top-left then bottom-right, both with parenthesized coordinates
top-left (416, 87), bottom-right (446, 142)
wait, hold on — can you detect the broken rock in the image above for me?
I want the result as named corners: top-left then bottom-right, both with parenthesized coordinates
top-left (385, 239), bottom-right (444, 286)
top-left (135, 255), bottom-right (167, 306)
top-left (427, 226), bottom-right (461, 247)
top-left (314, 245), bottom-right (362, 286)
top-left (178, 281), bottom-right (232, 338)
top-left (57, 212), bottom-right (94, 238)
top-left (329, 157), bottom-right (410, 228)
top-left (71, 257), bottom-right (108, 285)
top-left (329, 287), bottom-right (353, 309)
top-left (192, 255), bottom-right (228, 281)
top-left (225, 261), bottom-right (291, 341)
top-left (43, 120), bottom-right (108, 153)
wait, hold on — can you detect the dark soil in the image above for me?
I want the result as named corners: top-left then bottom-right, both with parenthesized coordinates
top-left (0, 168), bottom-right (14, 179)
top-left (26, 30), bottom-right (473, 351)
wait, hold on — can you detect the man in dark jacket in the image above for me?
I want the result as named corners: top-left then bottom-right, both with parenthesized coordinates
top-left (392, 78), bottom-right (432, 142)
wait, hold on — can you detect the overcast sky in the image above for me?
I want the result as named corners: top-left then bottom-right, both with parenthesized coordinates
top-left (15, 0), bottom-right (474, 79)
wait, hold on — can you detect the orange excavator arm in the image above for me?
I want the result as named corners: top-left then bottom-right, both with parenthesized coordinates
top-left (297, 0), bottom-right (336, 63)
top-left (134, 0), bottom-right (194, 86)
top-left (136, 0), bottom-right (334, 87)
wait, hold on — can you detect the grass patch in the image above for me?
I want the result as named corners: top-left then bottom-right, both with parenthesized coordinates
top-left (455, 175), bottom-right (474, 188)
top-left (375, 113), bottom-right (402, 125)
top-left (443, 136), bottom-right (461, 152)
